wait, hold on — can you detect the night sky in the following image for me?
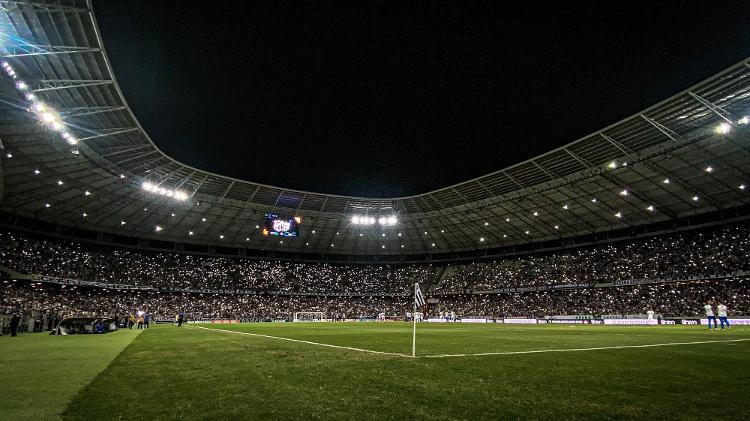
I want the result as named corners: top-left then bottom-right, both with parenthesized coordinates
top-left (94, 1), bottom-right (750, 197)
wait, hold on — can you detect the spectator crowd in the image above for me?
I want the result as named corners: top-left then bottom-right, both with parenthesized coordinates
top-left (1, 223), bottom-right (748, 322)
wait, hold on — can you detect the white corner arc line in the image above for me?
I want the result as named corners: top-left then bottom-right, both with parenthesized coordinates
top-left (192, 327), bottom-right (750, 359)
top-left (191, 326), bottom-right (410, 357)
top-left (418, 338), bottom-right (750, 358)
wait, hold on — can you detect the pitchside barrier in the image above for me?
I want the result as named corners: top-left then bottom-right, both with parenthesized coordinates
top-left (700, 318), bottom-right (750, 325)
top-left (182, 317), bottom-right (749, 325)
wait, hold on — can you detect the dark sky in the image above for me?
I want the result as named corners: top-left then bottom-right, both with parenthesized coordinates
top-left (94, 1), bottom-right (750, 197)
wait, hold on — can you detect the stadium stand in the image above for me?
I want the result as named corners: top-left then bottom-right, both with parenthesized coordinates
top-left (2, 222), bottom-right (748, 329)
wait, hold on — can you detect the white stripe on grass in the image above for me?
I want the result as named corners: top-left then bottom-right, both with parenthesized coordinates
top-left (418, 338), bottom-right (750, 358)
top-left (192, 326), bottom-right (750, 359)
top-left (192, 326), bottom-right (410, 357)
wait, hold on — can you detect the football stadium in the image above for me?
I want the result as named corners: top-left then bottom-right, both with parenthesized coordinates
top-left (1, 1), bottom-right (750, 420)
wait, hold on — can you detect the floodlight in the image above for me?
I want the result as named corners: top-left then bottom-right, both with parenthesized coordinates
top-left (715, 122), bottom-right (731, 134)
top-left (352, 216), bottom-right (360, 224)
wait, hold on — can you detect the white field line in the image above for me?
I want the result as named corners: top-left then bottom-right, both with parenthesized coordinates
top-left (191, 326), bottom-right (410, 357)
top-left (418, 338), bottom-right (750, 358)
top-left (192, 326), bottom-right (750, 359)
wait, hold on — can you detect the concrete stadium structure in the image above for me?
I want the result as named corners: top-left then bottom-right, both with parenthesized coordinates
top-left (1, 0), bottom-right (750, 262)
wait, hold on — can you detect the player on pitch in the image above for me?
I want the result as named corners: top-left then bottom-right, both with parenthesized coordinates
top-left (717, 302), bottom-right (730, 330)
top-left (704, 301), bottom-right (717, 331)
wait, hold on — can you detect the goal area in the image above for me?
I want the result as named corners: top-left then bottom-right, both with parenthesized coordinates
top-left (293, 312), bottom-right (326, 322)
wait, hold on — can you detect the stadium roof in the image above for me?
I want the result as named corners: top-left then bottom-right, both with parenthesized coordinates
top-left (1, 0), bottom-right (750, 259)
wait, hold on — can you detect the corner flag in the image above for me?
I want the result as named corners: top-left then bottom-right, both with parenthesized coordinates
top-left (412, 283), bottom-right (425, 357)
top-left (415, 283), bottom-right (426, 307)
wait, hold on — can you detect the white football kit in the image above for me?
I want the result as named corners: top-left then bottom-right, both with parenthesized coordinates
top-left (704, 304), bottom-right (714, 316)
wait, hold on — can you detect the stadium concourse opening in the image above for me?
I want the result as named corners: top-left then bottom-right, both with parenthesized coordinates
top-left (2, 1), bottom-right (750, 420)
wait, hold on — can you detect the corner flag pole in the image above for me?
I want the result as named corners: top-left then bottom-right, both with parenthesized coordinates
top-left (412, 283), bottom-right (417, 357)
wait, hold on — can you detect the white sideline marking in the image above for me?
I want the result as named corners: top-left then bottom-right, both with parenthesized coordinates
top-left (192, 326), bottom-right (750, 359)
top-left (418, 338), bottom-right (750, 358)
top-left (191, 326), bottom-right (409, 357)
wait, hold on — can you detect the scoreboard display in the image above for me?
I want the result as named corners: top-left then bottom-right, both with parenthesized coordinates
top-left (263, 214), bottom-right (300, 237)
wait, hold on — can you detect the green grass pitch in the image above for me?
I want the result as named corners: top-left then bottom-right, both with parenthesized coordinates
top-left (2, 323), bottom-right (749, 420)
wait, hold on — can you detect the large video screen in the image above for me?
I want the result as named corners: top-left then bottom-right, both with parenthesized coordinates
top-left (263, 214), bottom-right (300, 237)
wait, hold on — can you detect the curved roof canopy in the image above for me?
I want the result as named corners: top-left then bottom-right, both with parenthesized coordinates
top-left (1, 0), bottom-right (750, 258)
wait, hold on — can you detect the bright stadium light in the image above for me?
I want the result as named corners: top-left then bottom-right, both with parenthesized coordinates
top-left (614, 212), bottom-right (622, 218)
top-left (155, 225), bottom-right (162, 232)
top-left (84, 191), bottom-right (91, 196)
top-left (352, 216), bottom-right (360, 224)
top-left (533, 211), bottom-right (539, 216)
top-left (562, 204), bottom-right (569, 210)
top-left (378, 217), bottom-right (387, 225)
top-left (620, 189), bottom-right (628, 196)
top-left (33, 169), bottom-right (40, 175)
top-left (705, 166), bottom-right (713, 173)
top-left (554, 225), bottom-right (559, 230)
top-left (646, 205), bottom-right (655, 212)
top-left (479, 237), bottom-right (485, 242)
top-left (738, 116), bottom-right (749, 125)
top-left (740, 184), bottom-right (747, 190)
top-left (715, 122), bottom-right (731, 134)
top-left (692, 195), bottom-right (699, 202)
top-left (663, 178), bottom-right (670, 184)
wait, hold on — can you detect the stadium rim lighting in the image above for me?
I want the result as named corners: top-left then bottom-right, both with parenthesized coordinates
top-left (692, 195), bottom-right (700, 202)
top-left (562, 204), bottom-right (568, 210)
top-left (663, 178), bottom-right (670, 184)
top-left (614, 212), bottom-right (623, 218)
top-left (33, 169), bottom-right (40, 175)
top-left (647, 205), bottom-right (655, 212)
top-left (705, 166), bottom-right (713, 173)
top-left (740, 184), bottom-right (747, 190)
top-left (479, 237), bottom-right (485, 242)
top-left (738, 116), bottom-right (749, 125)
top-left (155, 225), bottom-right (162, 232)
top-left (715, 122), bottom-right (731, 134)
top-left (619, 189), bottom-right (628, 196)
